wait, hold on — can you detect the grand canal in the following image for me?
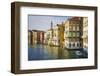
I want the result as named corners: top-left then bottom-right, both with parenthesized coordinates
top-left (28, 44), bottom-right (88, 61)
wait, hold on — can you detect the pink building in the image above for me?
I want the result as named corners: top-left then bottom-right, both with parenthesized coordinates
top-left (37, 31), bottom-right (45, 44)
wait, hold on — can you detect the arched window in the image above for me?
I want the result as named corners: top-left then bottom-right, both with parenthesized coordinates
top-left (77, 43), bottom-right (79, 47)
top-left (80, 43), bottom-right (81, 47)
top-left (75, 43), bottom-right (77, 47)
top-left (73, 43), bottom-right (75, 47)
top-left (71, 43), bottom-right (73, 48)
top-left (69, 43), bottom-right (71, 48)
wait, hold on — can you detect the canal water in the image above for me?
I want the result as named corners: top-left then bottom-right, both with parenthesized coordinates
top-left (28, 44), bottom-right (88, 61)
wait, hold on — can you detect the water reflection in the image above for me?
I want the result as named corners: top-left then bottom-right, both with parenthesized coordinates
top-left (28, 44), bottom-right (88, 61)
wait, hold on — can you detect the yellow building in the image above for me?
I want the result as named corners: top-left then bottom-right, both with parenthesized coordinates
top-left (44, 31), bottom-right (50, 45)
top-left (64, 17), bottom-right (83, 49)
top-left (45, 22), bottom-right (64, 47)
top-left (31, 30), bottom-right (37, 44)
top-left (82, 17), bottom-right (88, 52)
top-left (51, 23), bottom-right (64, 47)
top-left (52, 26), bottom-right (59, 46)
top-left (57, 23), bottom-right (65, 47)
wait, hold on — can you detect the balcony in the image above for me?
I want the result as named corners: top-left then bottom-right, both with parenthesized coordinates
top-left (65, 32), bottom-right (80, 37)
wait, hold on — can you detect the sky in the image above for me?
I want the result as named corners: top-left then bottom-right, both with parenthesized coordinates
top-left (28, 15), bottom-right (72, 31)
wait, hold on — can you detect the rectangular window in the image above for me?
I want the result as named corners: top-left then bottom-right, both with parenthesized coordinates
top-left (77, 32), bottom-right (80, 37)
top-left (69, 43), bottom-right (71, 47)
top-left (73, 26), bottom-right (75, 31)
top-left (73, 32), bottom-right (75, 37)
top-left (69, 32), bottom-right (72, 37)
top-left (71, 32), bottom-right (72, 37)
top-left (77, 26), bottom-right (79, 31)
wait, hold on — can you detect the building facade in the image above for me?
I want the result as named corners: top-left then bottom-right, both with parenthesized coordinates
top-left (46, 29), bottom-right (53, 45)
top-left (44, 32), bottom-right (47, 44)
top-left (82, 17), bottom-right (88, 52)
top-left (31, 30), bottom-right (38, 45)
top-left (49, 23), bottom-right (65, 47)
top-left (30, 30), bottom-right (45, 45)
top-left (28, 17), bottom-right (87, 50)
top-left (28, 30), bottom-right (32, 45)
top-left (64, 17), bottom-right (83, 49)
top-left (37, 31), bottom-right (45, 44)
top-left (52, 26), bottom-right (59, 46)
top-left (57, 23), bottom-right (65, 47)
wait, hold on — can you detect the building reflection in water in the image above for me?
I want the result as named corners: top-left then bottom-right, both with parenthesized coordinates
top-left (28, 43), bottom-right (88, 61)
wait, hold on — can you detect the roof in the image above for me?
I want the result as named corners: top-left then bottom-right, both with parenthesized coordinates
top-left (68, 17), bottom-right (81, 21)
top-left (32, 30), bottom-right (45, 32)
